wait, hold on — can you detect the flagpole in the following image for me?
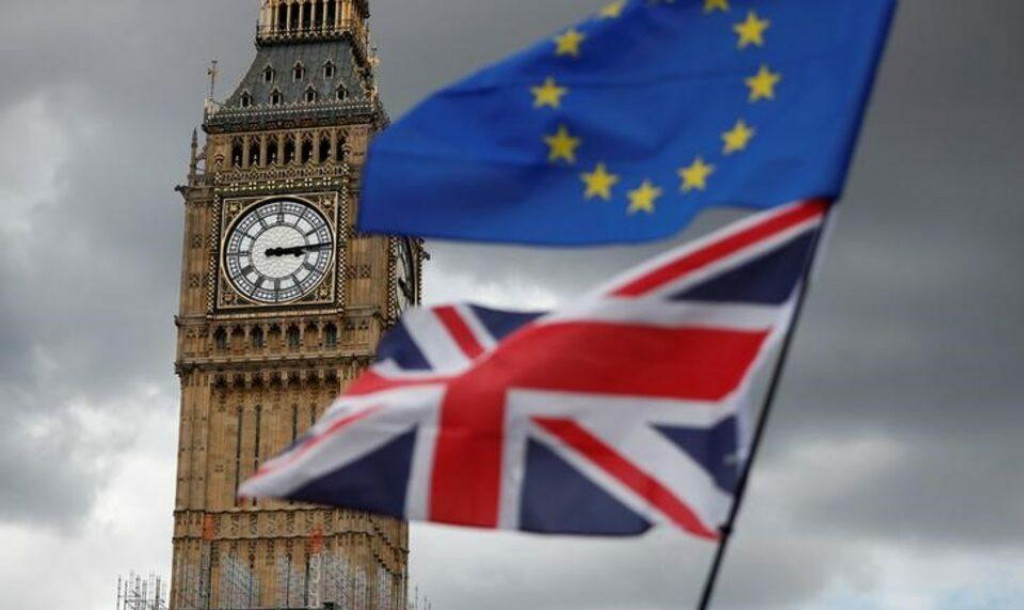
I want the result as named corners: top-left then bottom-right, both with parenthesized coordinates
top-left (694, 203), bottom-right (834, 610)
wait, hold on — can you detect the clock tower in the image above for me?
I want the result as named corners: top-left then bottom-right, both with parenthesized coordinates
top-left (171, 2), bottom-right (420, 608)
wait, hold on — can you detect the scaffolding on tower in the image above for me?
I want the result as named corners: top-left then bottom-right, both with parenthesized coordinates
top-left (116, 572), bottom-right (169, 610)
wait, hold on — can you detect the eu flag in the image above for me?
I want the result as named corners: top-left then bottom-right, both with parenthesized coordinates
top-left (358, 0), bottom-right (896, 245)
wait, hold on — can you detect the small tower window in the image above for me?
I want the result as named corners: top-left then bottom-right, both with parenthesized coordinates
top-left (304, 87), bottom-right (318, 104)
top-left (269, 89), bottom-right (283, 106)
top-left (230, 327), bottom-right (245, 351)
top-left (326, 0), bottom-right (337, 28)
top-left (324, 324), bottom-right (338, 348)
top-left (214, 328), bottom-right (228, 352)
top-left (240, 92), bottom-right (253, 108)
top-left (301, 135), bottom-right (314, 164)
top-left (318, 133), bottom-right (331, 164)
top-left (230, 138), bottom-right (243, 168)
top-left (323, 61), bottom-right (336, 79)
top-left (286, 326), bottom-right (301, 349)
top-left (284, 135), bottom-right (296, 164)
top-left (312, 0), bottom-right (323, 29)
top-left (302, 1), bottom-right (313, 31)
top-left (263, 66), bottom-right (275, 83)
top-left (250, 327), bottom-right (265, 349)
top-left (335, 85), bottom-right (348, 102)
top-left (267, 135), bottom-right (279, 165)
top-left (293, 62), bottom-right (305, 81)
top-left (277, 4), bottom-right (288, 33)
top-left (249, 137), bottom-right (261, 167)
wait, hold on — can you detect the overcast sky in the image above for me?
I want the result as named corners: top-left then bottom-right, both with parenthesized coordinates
top-left (0, 1), bottom-right (1022, 609)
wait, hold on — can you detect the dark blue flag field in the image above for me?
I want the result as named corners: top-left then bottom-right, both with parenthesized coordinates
top-left (358, 0), bottom-right (895, 245)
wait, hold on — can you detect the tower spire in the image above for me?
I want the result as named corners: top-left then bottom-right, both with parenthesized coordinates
top-left (188, 128), bottom-right (199, 182)
top-left (207, 60), bottom-right (219, 100)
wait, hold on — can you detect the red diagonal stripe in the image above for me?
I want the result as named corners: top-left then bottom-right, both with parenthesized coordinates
top-left (347, 370), bottom-right (454, 397)
top-left (249, 404), bottom-right (382, 481)
top-left (533, 417), bottom-right (718, 539)
top-left (612, 199), bottom-right (828, 298)
top-left (436, 306), bottom-right (486, 359)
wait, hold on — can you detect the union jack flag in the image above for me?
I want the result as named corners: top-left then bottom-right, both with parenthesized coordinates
top-left (241, 200), bottom-right (829, 539)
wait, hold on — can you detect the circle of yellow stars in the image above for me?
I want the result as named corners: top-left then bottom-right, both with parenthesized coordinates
top-left (531, 0), bottom-right (782, 216)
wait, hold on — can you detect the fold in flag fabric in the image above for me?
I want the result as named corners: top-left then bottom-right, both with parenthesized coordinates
top-left (242, 200), bottom-right (829, 538)
top-left (357, 0), bottom-right (894, 245)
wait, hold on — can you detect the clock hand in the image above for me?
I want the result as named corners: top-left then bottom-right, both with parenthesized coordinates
top-left (265, 243), bottom-right (334, 257)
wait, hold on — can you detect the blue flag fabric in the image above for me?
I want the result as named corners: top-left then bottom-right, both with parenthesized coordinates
top-left (359, 0), bottom-right (896, 245)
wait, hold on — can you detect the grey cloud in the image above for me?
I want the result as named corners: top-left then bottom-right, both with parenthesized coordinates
top-left (0, 0), bottom-right (1022, 608)
top-left (793, 435), bottom-right (1024, 550)
top-left (0, 409), bottom-right (103, 531)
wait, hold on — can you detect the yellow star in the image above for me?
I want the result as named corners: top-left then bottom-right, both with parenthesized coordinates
top-left (704, 0), bottom-right (729, 13)
top-left (733, 11), bottom-right (770, 49)
top-left (580, 163), bottom-right (620, 200)
top-left (678, 158), bottom-right (715, 193)
top-left (554, 28), bottom-right (586, 58)
top-left (599, 1), bottom-right (626, 18)
top-left (746, 64), bottom-right (781, 102)
top-left (627, 180), bottom-right (663, 215)
top-left (531, 77), bottom-right (568, 109)
top-left (722, 119), bottom-right (756, 154)
top-left (545, 125), bottom-right (582, 164)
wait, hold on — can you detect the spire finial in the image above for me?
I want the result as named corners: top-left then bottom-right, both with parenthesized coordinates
top-left (188, 128), bottom-right (199, 182)
top-left (207, 60), bottom-right (219, 100)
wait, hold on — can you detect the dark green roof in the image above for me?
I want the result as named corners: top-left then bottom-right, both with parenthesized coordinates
top-left (206, 37), bottom-right (379, 131)
top-left (228, 38), bottom-right (366, 108)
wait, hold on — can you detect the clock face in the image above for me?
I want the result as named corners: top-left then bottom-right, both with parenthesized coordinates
top-left (223, 198), bottom-right (334, 304)
top-left (394, 237), bottom-right (419, 313)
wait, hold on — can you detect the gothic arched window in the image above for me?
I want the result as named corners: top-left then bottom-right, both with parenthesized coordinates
top-left (283, 135), bottom-right (296, 164)
top-left (318, 133), bottom-right (331, 164)
top-left (304, 86), bottom-right (318, 104)
top-left (286, 325), bottom-right (301, 348)
top-left (323, 61), bottom-right (336, 79)
top-left (267, 135), bottom-right (280, 165)
top-left (335, 85), bottom-right (348, 101)
top-left (293, 62), bottom-right (305, 81)
top-left (230, 138), bottom-right (244, 168)
top-left (240, 91), bottom-right (253, 108)
top-left (301, 134), bottom-right (314, 164)
top-left (269, 88), bottom-right (283, 106)
top-left (314, 0), bottom-right (326, 29)
top-left (263, 66), bottom-right (275, 84)
top-left (277, 4), bottom-right (288, 33)
top-left (324, 324), bottom-right (338, 348)
top-left (326, 0), bottom-right (337, 28)
top-left (268, 324), bottom-right (282, 349)
top-left (302, 1), bottom-right (313, 31)
top-left (214, 328), bottom-right (228, 352)
top-left (250, 327), bottom-right (265, 349)
top-left (249, 137), bottom-right (261, 167)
